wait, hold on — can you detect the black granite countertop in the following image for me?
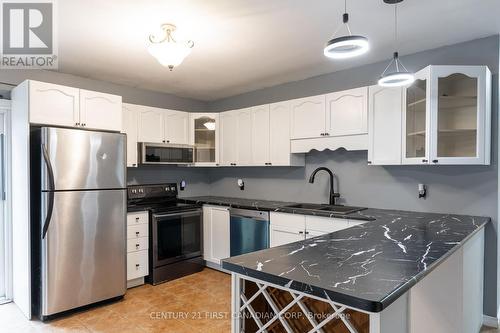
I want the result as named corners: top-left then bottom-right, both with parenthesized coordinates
top-left (221, 207), bottom-right (489, 312)
top-left (180, 196), bottom-right (374, 221)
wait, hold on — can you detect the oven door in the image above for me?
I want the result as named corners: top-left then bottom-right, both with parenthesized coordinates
top-left (152, 209), bottom-right (202, 267)
top-left (140, 143), bottom-right (194, 165)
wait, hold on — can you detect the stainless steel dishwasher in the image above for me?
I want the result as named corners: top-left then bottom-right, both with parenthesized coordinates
top-left (230, 208), bottom-right (270, 257)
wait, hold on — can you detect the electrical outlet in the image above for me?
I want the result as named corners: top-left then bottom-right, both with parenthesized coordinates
top-left (237, 179), bottom-right (245, 190)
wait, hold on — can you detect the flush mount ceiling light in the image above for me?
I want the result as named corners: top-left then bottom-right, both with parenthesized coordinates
top-left (323, 0), bottom-right (369, 59)
top-left (378, 0), bottom-right (415, 87)
top-left (148, 23), bottom-right (194, 71)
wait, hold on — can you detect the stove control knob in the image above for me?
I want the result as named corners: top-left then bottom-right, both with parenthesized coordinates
top-left (138, 188), bottom-right (144, 193)
top-left (165, 187), bottom-right (169, 192)
top-left (170, 186), bottom-right (176, 191)
top-left (131, 189), bottom-right (137, 194)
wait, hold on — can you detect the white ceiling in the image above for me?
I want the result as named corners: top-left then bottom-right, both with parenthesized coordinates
top-left (58, 0), bottom-right (500, 101)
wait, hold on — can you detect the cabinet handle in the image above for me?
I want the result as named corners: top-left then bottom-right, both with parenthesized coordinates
top-left (75, 122), bottom-right (79, 126)
top-left (135, 217), bottom-right (139, 222)
top-left (162, 140), bottom-right (166, 143)
top-left (432, 159), bottom-right (439, 163)
top-left (305, 231), bottom-right (310, 235)
top-left (320, 133), bottom-right (324, 136)
top-left (135, 263), bottom-right (140, 269)
top-left (132, 163), bottom-right (136, 167)
top-left (166, 140), bottom-right (170, 143)
top-left (325, 133), bottom-right (330, 136)
top-left (422, 159), bottom-right (428, 163)
top-left (136, 244), bottom-right (140, 249)
top-left (367, 161), bottom-right (372, 164)
top-left (298, 231), bottom-right (304, 234)
top-left (135, 231), bottom-right (140, 236)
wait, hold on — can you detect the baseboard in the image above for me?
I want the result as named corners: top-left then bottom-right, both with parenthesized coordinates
top-left (483, 314), bottom-right (499, 328)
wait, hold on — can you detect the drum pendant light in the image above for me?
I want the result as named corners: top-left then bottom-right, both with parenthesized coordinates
top-left (324, 0), bottom-right (369, 59)
top-left (378, 0), bottom-right (414, 87)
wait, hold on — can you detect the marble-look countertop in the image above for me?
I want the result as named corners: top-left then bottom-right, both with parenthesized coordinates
top-left (182, 196), bottom-right (489, 312)
top-left (225, 208), bottom-right (488, 312)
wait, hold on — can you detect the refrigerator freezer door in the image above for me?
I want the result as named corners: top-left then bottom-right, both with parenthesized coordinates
top-left (41, 127), bottom-right (126, 191)
top-left (41, 189), bottom-right (126, 316)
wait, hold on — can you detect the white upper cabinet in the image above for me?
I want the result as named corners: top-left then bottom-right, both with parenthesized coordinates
top-left (403, 65), bottom-right (491, 165)
top-left (137, 107), bottom-right (165, 143)
top-left (164, 110), bottom-right (189, 144)
top-left (251, 105), bottom-right (270, 165)
top-left (429, 66), bottom-right (491, 165)
top-left (220, 111), bottom-right (238, 166)
top-left (122, 103), bottom-right (139, 167)
top-left (269, 101), bottom-right (304, 166)
top-left (368, 85), bottom-right (403, 165)
top-left (28, 81), bottom-right (80, 127)
top-left (190, 113), bottom-right (219, 166)
top-left (325, 87), bottom-right (368, 136)
top-left (26, 80), bottom-right (122, 131)
top-left (290, 95), bottom-right (326, 139)
top-left (79, 89), bottom-right (122, 131)
top-left (236, 108), bottom-right (253, 166)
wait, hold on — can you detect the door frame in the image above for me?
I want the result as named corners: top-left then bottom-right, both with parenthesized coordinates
top-left (0, 100), bottom-right (12, 304)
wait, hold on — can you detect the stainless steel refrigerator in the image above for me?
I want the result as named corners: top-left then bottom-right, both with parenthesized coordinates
top-left (31, 127), bottom-right (127, 320)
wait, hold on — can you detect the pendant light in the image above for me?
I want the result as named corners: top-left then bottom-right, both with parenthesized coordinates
top-left (148, 24), bottom-right (194, 71)
top-left (378, 0), bottom-right (415, 87)
top-left (324, 0), bottom-right (369, 59)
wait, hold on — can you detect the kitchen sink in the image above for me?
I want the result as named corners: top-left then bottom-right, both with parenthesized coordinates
top-left (284, 203), bottom-right (366, 215)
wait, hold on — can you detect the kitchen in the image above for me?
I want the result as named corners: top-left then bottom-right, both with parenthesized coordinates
top-left (0, 0), bottom-right (499, 332)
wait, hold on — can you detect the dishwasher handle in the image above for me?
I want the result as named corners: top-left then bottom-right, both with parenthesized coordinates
top-left (229, 208), bottom-right (269, 222)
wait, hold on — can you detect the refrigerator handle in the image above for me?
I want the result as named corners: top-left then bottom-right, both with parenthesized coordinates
top-left (42, 144), bottom-right (55, 239)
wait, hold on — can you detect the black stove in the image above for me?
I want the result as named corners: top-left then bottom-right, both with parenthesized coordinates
top-left (127, 183), bottom-right (204, 285)
top-left (127, 184), bottom-right (199, 213)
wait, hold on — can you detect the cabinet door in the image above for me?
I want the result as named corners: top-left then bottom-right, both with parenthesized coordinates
top-left (219, 111), bottom-right (238, 166)
top-left (164, 110), bottom-right (189, 144)
top-left (122, 104), bottom-right (139, 167)
top-left (137, 107), bottom-right (165, 143)
top-left (190, 113), bottom-right (219, 165)
top-left (79, 89), bottom-right (122, 131)
top-left (203, 206), bottom-right (230, 264)
top-left (270, 225), bottom-right (305, 247)
top-left (252, 105), bottom-right (270, 165)
top-left (290, 95), bottom-right (326, 139)
top-left (403, 67), bottom-right (431, 165)
top-left (430, 66), bottom-right (490, 165)
top-left (368, 85), bottom-right (403, 165)
top-left (236, 108), bottom-right (253, 166)
top-left (325, 87), bottom-right (368, 136)
top-left (29, 81), bottom-right (80, 127)
top-left (270, 101), bottom-right (291, 166)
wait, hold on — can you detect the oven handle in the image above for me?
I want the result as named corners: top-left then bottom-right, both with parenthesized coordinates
top-left (153, 209), bottom-right (201, 219)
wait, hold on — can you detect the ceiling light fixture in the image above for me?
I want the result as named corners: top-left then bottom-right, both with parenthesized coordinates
top-left (324, 0), bottom-right (369, 59)
top-left (148, 23), bottom-right (194, 71)
top-left (378, 0), bottom-right (414, 87)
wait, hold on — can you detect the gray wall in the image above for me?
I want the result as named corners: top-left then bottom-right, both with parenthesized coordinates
top-left (206, 35), bottom-right (500, 316)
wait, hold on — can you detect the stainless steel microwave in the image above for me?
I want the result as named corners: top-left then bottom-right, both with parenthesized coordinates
top-left (139, 142), bottom-right (194, 165)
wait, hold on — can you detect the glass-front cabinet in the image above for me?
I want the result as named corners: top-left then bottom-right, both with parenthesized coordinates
top-left (189, 113), bottom-right (219, 166)
top-left (403, 65), bottom-right (491, 165)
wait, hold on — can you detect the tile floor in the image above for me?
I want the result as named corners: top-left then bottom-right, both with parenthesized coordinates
top-left (1, 267), bottom-right (498, 332)
top-left (1, 268), bottom-right (231, 333)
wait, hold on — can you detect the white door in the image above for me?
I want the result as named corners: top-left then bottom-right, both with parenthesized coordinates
top-left (29, 81), bottom-right (80, 127)
top-left (269, 101), bottom-right (292, 166)
top-left (122, 104), bottom-right (139, 167)
top-left (251, 105), bottom-right (270, 165)
top-left (203, 206), bottom-right (230, 264)
top-left (403, 67), bottom-right (431, 165)
top-left (429, 66), bottom-right (490, 165)
top-left (137, 107), bottom-right (165, 143)
top-left (325, 87), bottom-right (368, 136)
top-left (219, 111), bottom-right (238, 166)
top-left (236, 108), bottom-right (253, 166)
top-left (164, 110), bottom-right (189, 144)
top-left (290, 95), bottom-right (326, 139)
top-left (368, 85), bottom-right (403, 165)
top-left (79, 90), bottom-right (122, 131)
top-left (270, 225), bottom-right (305, 247)
top-left (0, 109), bottom-right (7, 302)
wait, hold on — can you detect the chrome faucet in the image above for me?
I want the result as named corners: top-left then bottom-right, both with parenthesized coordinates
top-left (309, 167), bottom-right (340, 205)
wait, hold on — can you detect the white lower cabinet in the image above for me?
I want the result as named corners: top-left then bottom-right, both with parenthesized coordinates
top-left (270, 212), bottom-right (365, 247)
top-left (203, 205), bottom-right (230, 265)
top-left (126, 211), bottom-right (149, 287)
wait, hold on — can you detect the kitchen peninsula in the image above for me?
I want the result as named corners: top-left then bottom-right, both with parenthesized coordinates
top-left (218, 206), bottom-right (488, 333)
